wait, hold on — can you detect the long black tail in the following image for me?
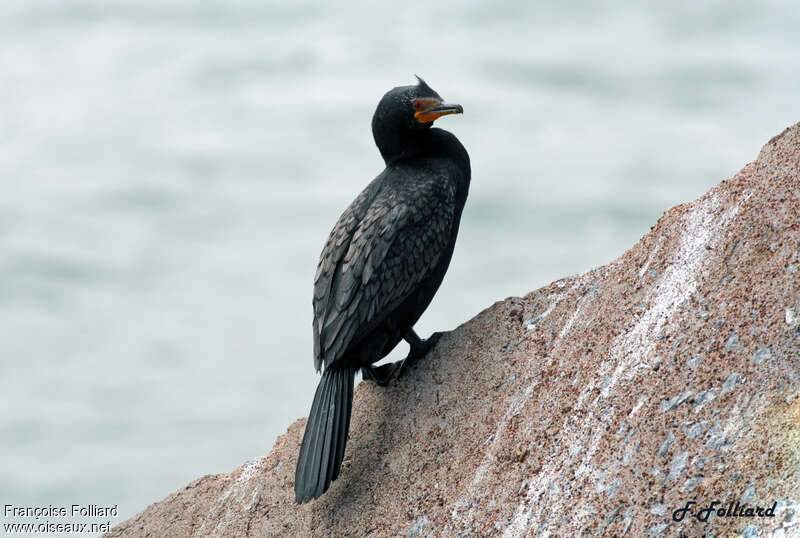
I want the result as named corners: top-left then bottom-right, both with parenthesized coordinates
top-left (295, 366), bottom-right (355, 503)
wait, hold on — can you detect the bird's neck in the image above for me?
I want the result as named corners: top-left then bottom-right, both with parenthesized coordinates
top-left (375, 128), bottom-right (432, 165)
top-left (376, 128), bottom-right (467, 172)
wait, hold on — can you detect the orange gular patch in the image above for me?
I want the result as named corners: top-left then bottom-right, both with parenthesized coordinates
top-left (415, 109), bottom-right (458, 123)
top-left (413, 97), bottom-right (444, 123)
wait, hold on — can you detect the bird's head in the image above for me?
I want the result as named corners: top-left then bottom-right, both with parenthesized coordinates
top-left (372, 76), bottom-right (463, 135)
top-left (371, 77), bottom-right (463, 162)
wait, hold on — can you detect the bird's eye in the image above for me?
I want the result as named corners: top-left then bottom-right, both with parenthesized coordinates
top-left (413, 101), bottom-right (421, 109)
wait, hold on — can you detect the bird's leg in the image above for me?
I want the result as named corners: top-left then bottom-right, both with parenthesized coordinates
top-left (404, 328), bottom-right (443, 360)
top-left (361, 329), bottom-right (443, 386)
top-left (388, 329), bottom-right (444, 380)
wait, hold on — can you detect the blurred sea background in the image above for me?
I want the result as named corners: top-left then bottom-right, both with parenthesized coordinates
top-left (2, 0), bottom-right (799, 523)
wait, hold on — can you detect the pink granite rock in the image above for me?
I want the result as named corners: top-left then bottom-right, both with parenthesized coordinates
top-left (107, 123), bottom-right (800, 537)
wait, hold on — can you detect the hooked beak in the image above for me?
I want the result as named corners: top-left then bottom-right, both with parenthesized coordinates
top-left (414, 99), bottom-right (464, 124)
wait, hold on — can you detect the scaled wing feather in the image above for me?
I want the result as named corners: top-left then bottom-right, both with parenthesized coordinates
top-left (312, 174), bottom-right (455, 371)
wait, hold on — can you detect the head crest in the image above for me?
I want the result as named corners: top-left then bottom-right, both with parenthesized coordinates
top-left (414, 75), bottom-right (434, 95)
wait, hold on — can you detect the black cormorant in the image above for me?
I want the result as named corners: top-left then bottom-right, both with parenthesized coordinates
top-left (294, 77), bottom-right (470, 503)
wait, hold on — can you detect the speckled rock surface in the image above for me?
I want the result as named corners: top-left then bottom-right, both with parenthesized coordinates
top-left (106, 123), bottom-right (800, 538)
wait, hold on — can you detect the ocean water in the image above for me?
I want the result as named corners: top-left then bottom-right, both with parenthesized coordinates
top-left (1, 0), bottom-right (799, 523)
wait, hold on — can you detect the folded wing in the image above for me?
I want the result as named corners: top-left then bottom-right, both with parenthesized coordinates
top-left (312, 175), bottom-right (456, 371)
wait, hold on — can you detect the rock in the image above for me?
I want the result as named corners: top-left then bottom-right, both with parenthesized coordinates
top-left (105, 123), bottom-right (800, 537)
top-left (408, 514), bottom-right (428, 537)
